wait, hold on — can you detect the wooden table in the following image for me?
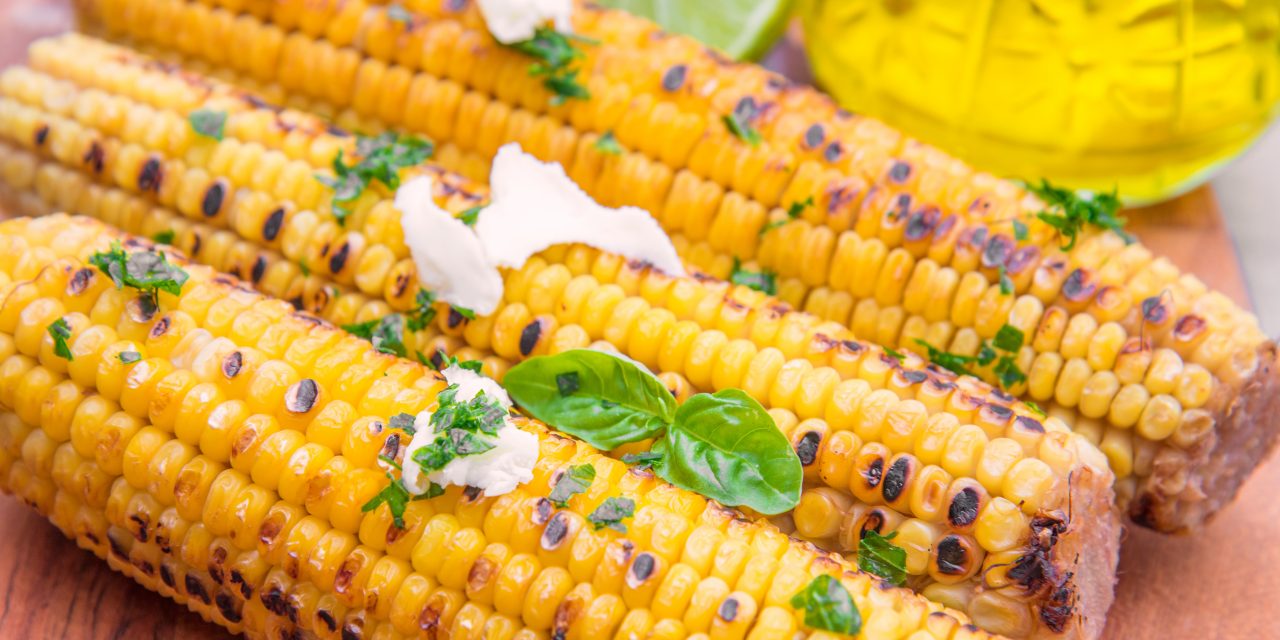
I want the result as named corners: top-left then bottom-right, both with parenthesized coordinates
top-left (0, 1), bottom-right (1275, 638)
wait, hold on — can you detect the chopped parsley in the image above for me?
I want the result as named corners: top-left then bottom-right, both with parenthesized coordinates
top-left (151, 229), bottom-right (175, 245)
top-left (857, 530), bottom-right (907, 586)
top-left (914, 339), bottom-right (976, 377)
top-left (378, 454), bottom-right (402, 470)
top-left (594, 130), bottom-right (622, 155)
top-left (587, 496), bottom-right (635, 533)
top-left (548, 464), bottom-right (596, 508)
top-left (998, 266), bottom-right (1014, 295)
top-left (883, 346), bottom-right (905, 363)
top-left (429, 355), bottom-right (483, 374)
top-left (790, 575), bottom-right (861, 635)
top-left (405, 289), bottom-right (438, 332)
top-left (729, 258), bottom-right (777, 295)
top-left (362, 473), bottom-right (413, 528)
top-left (1028, 179), bottom-right (1131, 250)
top-left (452, 306), bottom-right (477, 320)
top-left (410, 386), bottom-right (507, 476)
top-left (189, 109), bottom-right (226, 141)
top-left (88, 241), bottom-right (189, 306)
top-left (298, 259), bottom-right (310, 277)
top-left (47, 318), bottom-right (73, 361)
top-left (118, 351), bottom-right (141, 364)
top-left (316, 132), bottom-right (433, 224)
top-left (723, 97), bottom-right (762, 146)
top-left (389, 412), bottom-right (417, 434)
top-left (343, 314), bottom-right (407, 358)
top-left (1024, 401), bottom-right (1047, 418)
top-left (456, 206), bottom-right (482, 226)
top-left (993, 324), bottom-right (1025, 352)
top-left (760, 196), bottom-right (813, 236)
top-left (509, 27), bottom-right (593, 106)
top-left (1011, 218), bottom-right (1029, 242)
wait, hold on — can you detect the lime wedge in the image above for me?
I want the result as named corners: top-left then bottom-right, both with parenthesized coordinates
top-left (592, 0), bottom-right (793, 61)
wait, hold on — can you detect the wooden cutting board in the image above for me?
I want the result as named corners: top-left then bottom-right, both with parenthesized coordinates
top-left (0, 1), bottom-right (1275, 638)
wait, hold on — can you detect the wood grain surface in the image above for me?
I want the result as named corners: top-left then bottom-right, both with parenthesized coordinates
top-left (0, 1), bottom-right (1275, 638)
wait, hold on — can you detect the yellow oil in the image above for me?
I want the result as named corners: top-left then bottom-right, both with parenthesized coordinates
top-left (800, 0), bottom-right (1280, 203)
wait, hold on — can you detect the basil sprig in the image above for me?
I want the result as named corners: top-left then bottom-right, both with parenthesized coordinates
top-left (503, 350), bottom-right (801, 515)
top-left (790, 575), bottom-right (862, 635)
top-left (857, 530), bottom-right (907, 586)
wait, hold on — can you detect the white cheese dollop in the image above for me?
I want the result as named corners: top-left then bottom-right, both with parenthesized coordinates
top-left (396, 176), bottom-right (505, 315)
top-left (400, 365), bottom-right (537, 497)
top-left (475, 145), bottom-right (687, 276)
top-left (396, 143), bottom-right (685, 316)
top-left (476, 0), bottom-right (573, 44)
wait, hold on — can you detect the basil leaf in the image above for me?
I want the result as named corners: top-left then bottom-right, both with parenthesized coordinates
top-left (993, 324), bottom-right (1025, 352)
top-left (503, 350), bottom-right (675, 450)
top-left (47, 318), bottom-right (73, 361)
top-left (189, 109), bottom-right (226, 141)
top-left (654, 389), bottom-right (801, 515)
top-left (548, 464), bottom-right (595, 508)
top-left (587, 496), bottom-right (634, 532)
top-left (594, 131), bottom-right (622, 156)
top-left (790, 574), bottom-right (861, 635)
top-left (857, 530), bottom-right (907, 586)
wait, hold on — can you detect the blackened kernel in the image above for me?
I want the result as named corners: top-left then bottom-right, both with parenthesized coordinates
top-left (519, 319), bottom-right (542, 356)
top-left (661, 64), bottom-right (687, 92)
top-left (222, 351), bottom-right (243, 378)
top-left (1062, 269), bottom-right (1096, 302)
top-left (83, 142), bottom-right (105, 174)
top-left (447, 308), bottom-right (466, 328)
top-left (882, 457), bottom-right (910, 502)
top-left (251, 256), bottom-right (267, 283)
top-left (718, 597), bottom-right (740, 622)
top-left (984, 403), bottom-right (1014, 421)
top-left (262, 208), bottom-right (285, 240)
top-left (934, 536), bottom-right (969, 575)
top-left (982, 234), bottom-right (1015, 269)
top-left (533, 498), bottom-right (554, 524)
top-left (1141, 295), bottom-right (1170, 324)
top-left (185, 575), bottom-right (211, 603)
top-left (823, 141), bottom-right (844, 163)
top-left (888, 161), bottom-right (912, 184)
top-left (202, 181), bottom-right (226, 217)
top-left (67, 267), bottom-right (94, 295)
top-left (541, 512), bottom-right (571, 549)
top-left (216, 592), bottom-right (242, 622)
top-left (159, 564), bottom-right (176, 588)
top-left (127, 295), bottom-right (158, 323)
top-left (318, 610), bottom-right (338, 632)
top-left (1006, 245), bottom-right (1040, 275)
top-left (134, 560), bottom-right (155, 576)
top-left (948, 487), bottom-right (981, 527)
top-left (904, 207), bottom-right (939, 241)
top-left (795, 431), bottom-right (821, 466)
top-left (629, 553), bottom-right (656, 582)
top-left (840, 339), bottom-right (865, 353)
top-left (189, 233), bottom-right (202, 256)
top-left (138, 157), bottom-right (164, 193)
top-left (803, 123), bottom-right (825, 149)
top-left (862, 509), bottom-right (886, 534)
top-left (902, 369), bottom-right (928, 384)
top-left (34, 125), bottom-right (49, 146)
top-left (148, 315), bottom-right (172, 339)
top-left (863, 457), bottom-right (884, 489)
top-left (1173, 315), bottom-right (1207, 342)
top-left (462, 485), bottom-right (483, 501)
top-left (1015, 415), bottom-right (1045, 433)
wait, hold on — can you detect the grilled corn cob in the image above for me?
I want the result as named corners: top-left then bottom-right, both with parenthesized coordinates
top-left (74, 0), bottom-right (1280, 534)
top-left (0, 47), bottom-right (1121, 637)
top-left (0, 213), bottom-right (1016, 640)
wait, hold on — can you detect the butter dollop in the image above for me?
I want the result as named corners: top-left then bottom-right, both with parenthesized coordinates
top-left (476, 0), bottom-right (573, 44)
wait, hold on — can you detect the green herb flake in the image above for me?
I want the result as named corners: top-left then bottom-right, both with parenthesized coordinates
top-left (760, 196), bottom-right (814, 236)
top-left (1024, 401), bottom-right (1047, 418)
top-left (1012, 218), bottom-right (1029, 242)
top-left (378, 454), bottom-right (402, 471)
top-left (857, 530), bottom-right (907, 586)
top-left (389, 412), bottom-right (417, 434)
top-left (88, 241), bottom-right (189, 305)
top-left (432, 355), bottom-right (483, 374)
top-left (1029, 179), bottom-right (1131, 251)
top-left (976, 342), bottom-right (998, 367)
top-left (993, 324), bottom-right (1025, 353)
top-left (298, 260), bottom-right (310, 277)
top-left (729, 258), bottom-right (777, 295)
top-left (118, 351), bottom-right (141, 365)
top-left (548, 464), bottom-right (596, 508)
top-left (723, 98), bottom-right (762, 146)
top-left (789, 574), bottom-right (862, 635)
top-left (556, 371), bottom-right (580, 397)
top-left (361, 473), bottom-right (413, 529)
top-left (452, 306), bottom-right (477, 320)
top-left (47, 318), bottom-right (73, 361)
top-left (594, 130), bottom-right (622, 156)
top-left (151, 230), bottom-right (175, 245)
top-left (456, 206), bottom-right (483, 227)
top-left (316, 132), bottom-right (434, 225)
top-left (994, 356), bottom-right (1027, 389)
top-left (998, 266), bottom-right (1014, 295)
top-left (913, 339), bottom-right (975, 377)
top-left (883, 346), bottom-right (905, 363)
top-left (510, 27), bottom-right (592, 106)
top-left (587, 496), bottom-right (635, 533)
top-left (342, 314), bottom-right (407, 358)
top-left (406, 289), bottom-right (438, 332)
top-left (410, 386), bottom-right (508, 476)
top-left (189, 109), bottom-right (226, 141)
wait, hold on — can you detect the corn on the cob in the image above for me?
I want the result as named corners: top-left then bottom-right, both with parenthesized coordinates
top-left (0, 213), bottom-right (1016, 640)
top-left (0, 45), bottom-right (1122, 637)
top-left (72, 0), bottom-right (1280, 534)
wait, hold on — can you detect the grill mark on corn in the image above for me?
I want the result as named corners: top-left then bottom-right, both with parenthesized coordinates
top-left (861, 457), bottom-right (884, 490)
top-left (185, 574), bottom-right (211, 604)
top-left (823, 141), bottom-right (843, 163)
top-left (262, 207), bottom-right (285, 240)
top-left (887, 161), bottom-right (912, 184)
top-left (519, 318), bottom-right (542, 356)
top-left (215, 592), bottom-right (241, 623)
top-left (251, 256), bottom-right (267, 283)
top-left (1062, 268), bottom-right (1096, 302)
top-left (626, 552), bottom-right (656, 589)
top-left (532, 498), bottom-right (554, 525)
top-left (541, 512), bottom-right (571, 549)
top-left (148, 314), bottom-right (171, 339)
top-left (948, 487), bottom-right (981, 527)
top-left (661, 64), bottom-right (687, 92)
top-left (317, 609), bottom-right (337, 632)
top-left (418, 591), bottom-right (449, 636)
top-left (904, 207), bottom-right (939, 241)
top-left (329, 241), bottom-right (350, 273)
top-left (795, 431), bottom-right (821, 466)
top-left (222, 351), bottom-right (244, 378)
top-left (230, 570), bottom-right (253, 599)
top-left (882, 457), bottom-right (910, 502)
top-left (803, 124), bottom-right (825, 150)
top-left (982, 234), bottom-right (1014, 269)
top-left (34, 124), bottom-right (49, 147)
top-left (133, 560), bottom-right (154, 577)
top-left (334, 554), bottom-right (364, 594)
top-left (138, 156), bottom-right (164, 193)
top-left (718, 596), bottom-right (740, 622)
top-left (934, 535), bottom-right (969, 575)
top-left (159, 564), bottom-right (175, 589)
top-left (1015, 415), bottom-right (1045, 433)
top-left (83, 141), bottom-right (105, 174)
top-left (67, 267), bottom-right (94, 295)
top-left (128, 513), bottom-right (149, 541)
top-left (1173, 315), bottom-right (1207, 343)
top-left (447, 308), bottom-right (466, 328)
top-left (466, 556), bottom-right (499, 593)
top-left (202, 181), bottom-right (226, 217)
